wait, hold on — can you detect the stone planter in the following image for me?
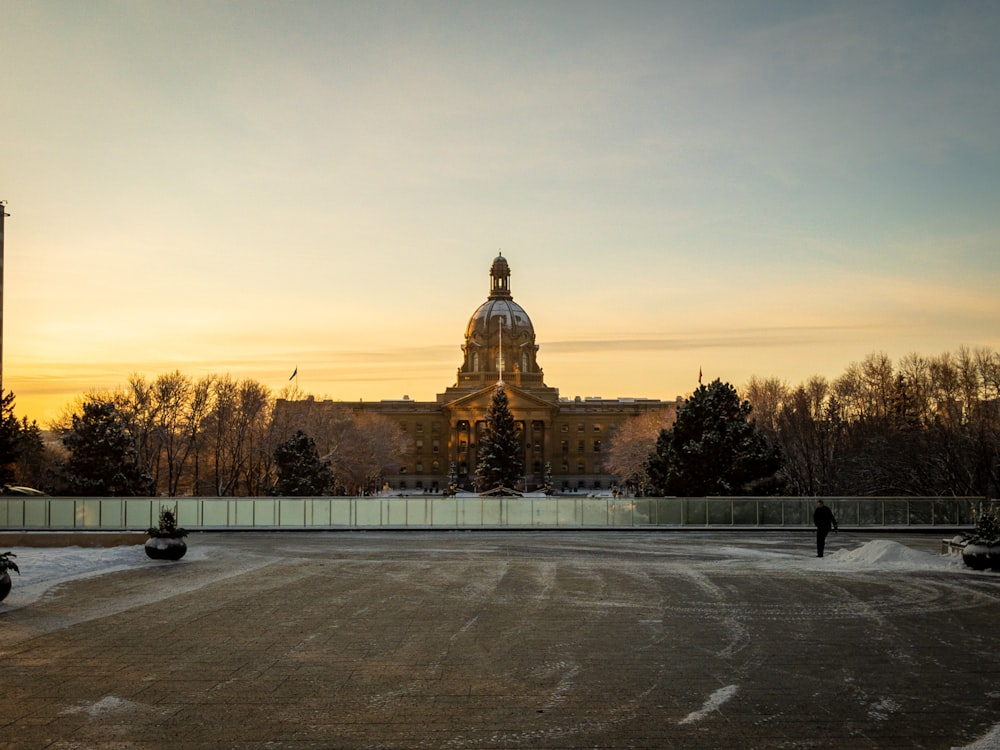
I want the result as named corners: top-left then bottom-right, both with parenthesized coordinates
top-left (0, 570), bottom-right (11, 602)
top-left (145, 536), bottom-right (187, 561)
top-left (961, 542), bottom-right (1000, 571)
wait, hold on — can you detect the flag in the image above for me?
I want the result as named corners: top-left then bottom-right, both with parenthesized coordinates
top-left (289, 367), bottom-right (298, 381)
top-left (698, 367), bottom-right (702, 385)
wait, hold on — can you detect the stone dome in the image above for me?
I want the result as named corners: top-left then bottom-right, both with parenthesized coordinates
top-left (455, 254), bottom-right (545, 389)
top-left (464, 298), bottom-right (535, 341)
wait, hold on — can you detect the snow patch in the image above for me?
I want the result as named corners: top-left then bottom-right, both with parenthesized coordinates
top-left (868, 696), bottom-right (899, 721)
top-left (62, 695), bottom-right (139, 717)
top-left (679, 684), bottom-right (739, 725)
top-left (0, 545), bottom-right (146, 609)
top-left (953, 721), bottom-right (1000, 749)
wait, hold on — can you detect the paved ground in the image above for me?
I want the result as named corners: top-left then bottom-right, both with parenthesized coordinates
top-left (1, 531), bottom-right (999, 749)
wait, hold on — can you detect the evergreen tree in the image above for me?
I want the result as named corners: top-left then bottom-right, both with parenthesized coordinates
top-left (0, 391), bottom-right (52, 491)
top-left (646, 379), bottom-right (782, 496)
top-left (272, 430), bottom-right (333, 496)
top-left (63, 400), bottom-right (153, 496)
top-left (474, 384), bottom-right (523, 492)
top-left (14, 417), bottom-right (48, 490)
top-left (0, 391), bottom-right (21, 484)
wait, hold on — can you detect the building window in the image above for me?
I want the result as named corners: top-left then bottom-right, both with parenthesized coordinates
top-left (561, 424), bottom-right (569, 433)
top-left (432, 422), bottom-right (440, 434)
top-left (593, 424), bottom-right (602, 433)
top-left (577, 440), bottom-right (585, 453)
top-left (577, 423), bottom-right (585, 432)
top-left (561, 462), bottom-right (569, 472)
top-left (577, 462), bottom-right (585, 473)
top-left (593, 440), bottom-right (602, 453)
top-left (415, 462), bottom-right (423, 473)
top-left (561, 440), bottom-right (568, 454)
top-left (432, 439), bottom-right (440, 454)
top-left (415, 439), bottom-right (424, 453)
top-left (416, 423), bottom-right (424, 434)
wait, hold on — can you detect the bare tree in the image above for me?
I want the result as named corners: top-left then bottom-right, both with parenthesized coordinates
top-left (205, 376), bottom-right (272, 496)
top-left (325, 412), bottom-right (409, 495)
top-left (602, 410), bottom-right (675, 495)
top-left (742, 376), bottom-right (788, 440)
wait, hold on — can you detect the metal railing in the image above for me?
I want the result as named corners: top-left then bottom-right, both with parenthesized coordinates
top-left (0, 495), bottom-right (984, 531)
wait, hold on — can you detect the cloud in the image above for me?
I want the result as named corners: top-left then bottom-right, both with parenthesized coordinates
top-left (542, 325), bottom-right (885, 355)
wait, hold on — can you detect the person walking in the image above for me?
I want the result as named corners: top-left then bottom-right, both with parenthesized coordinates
top-left (813, 500), bottom-right (838, 557)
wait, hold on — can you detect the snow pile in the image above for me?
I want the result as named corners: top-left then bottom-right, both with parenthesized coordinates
top-left (824, 539), bottom-right (959, 571)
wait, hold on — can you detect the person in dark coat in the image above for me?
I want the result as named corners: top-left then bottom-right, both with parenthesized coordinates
top-left (813, 500), bottom-right (838, 557)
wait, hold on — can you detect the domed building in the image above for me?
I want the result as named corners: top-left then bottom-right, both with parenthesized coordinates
top-left (278, 255), bottom-right (677, 493)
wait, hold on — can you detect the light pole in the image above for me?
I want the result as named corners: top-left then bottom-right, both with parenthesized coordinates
top-left (0, 200), bottom-right (8, 395)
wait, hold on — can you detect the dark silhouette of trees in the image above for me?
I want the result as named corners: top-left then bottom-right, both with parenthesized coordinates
top-left (474, 384), bottom-right (523, 492)
top-left (205, 375), bottom-right (272, 496)
top-left (0, 391), bottom-right (21, 484)
top-left (272, 430), bottom-right (333, 496)
top-left (742, 348), bottom-right (1000, 497)
top-left (38, 344), bottom-right (1000, 499)
top-left (0, 391), bottom-right (49, 489)
top-left (646, 379), bottom-right (782, 496)
top-left (62, 400), bottom-right (153, 496)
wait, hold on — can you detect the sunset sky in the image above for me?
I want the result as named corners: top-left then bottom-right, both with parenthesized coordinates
top-left (3, 1), bottom-right (999, 423)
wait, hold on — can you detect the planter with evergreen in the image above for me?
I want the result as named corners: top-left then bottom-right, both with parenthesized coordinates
top-left (961, 502), bottom-right (1000, 571)
top-left (145, 508), bottom-right (189, 561)
top-left (0, 551), bottom-right (19, 602)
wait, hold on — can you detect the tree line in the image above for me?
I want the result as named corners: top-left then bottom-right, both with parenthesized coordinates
top-left (1, 345), bottom-right (997, 498)
top-left (0, 372), bottom-right (407, 496)
top-left (606, 346), bottom-right (1000, 498)
top-left (742, 347), bottom-right (1000, 497)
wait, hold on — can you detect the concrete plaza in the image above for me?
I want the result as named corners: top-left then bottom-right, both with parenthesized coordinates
top-left (2, 531), bottom-right (999, 749)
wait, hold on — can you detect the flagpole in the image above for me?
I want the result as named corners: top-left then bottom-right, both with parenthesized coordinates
top-left (497, 316), bottom-right (504, 384)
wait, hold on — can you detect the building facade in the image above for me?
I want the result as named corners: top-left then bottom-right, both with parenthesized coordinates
top-left (278, 255), bottom-right (677, 492)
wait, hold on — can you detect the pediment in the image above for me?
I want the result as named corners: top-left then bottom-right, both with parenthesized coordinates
top-left (442, 383), bottom-right (559, 416)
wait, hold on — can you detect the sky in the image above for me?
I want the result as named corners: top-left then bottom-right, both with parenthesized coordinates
top-left (2, 1), bottom-right (999, 423)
